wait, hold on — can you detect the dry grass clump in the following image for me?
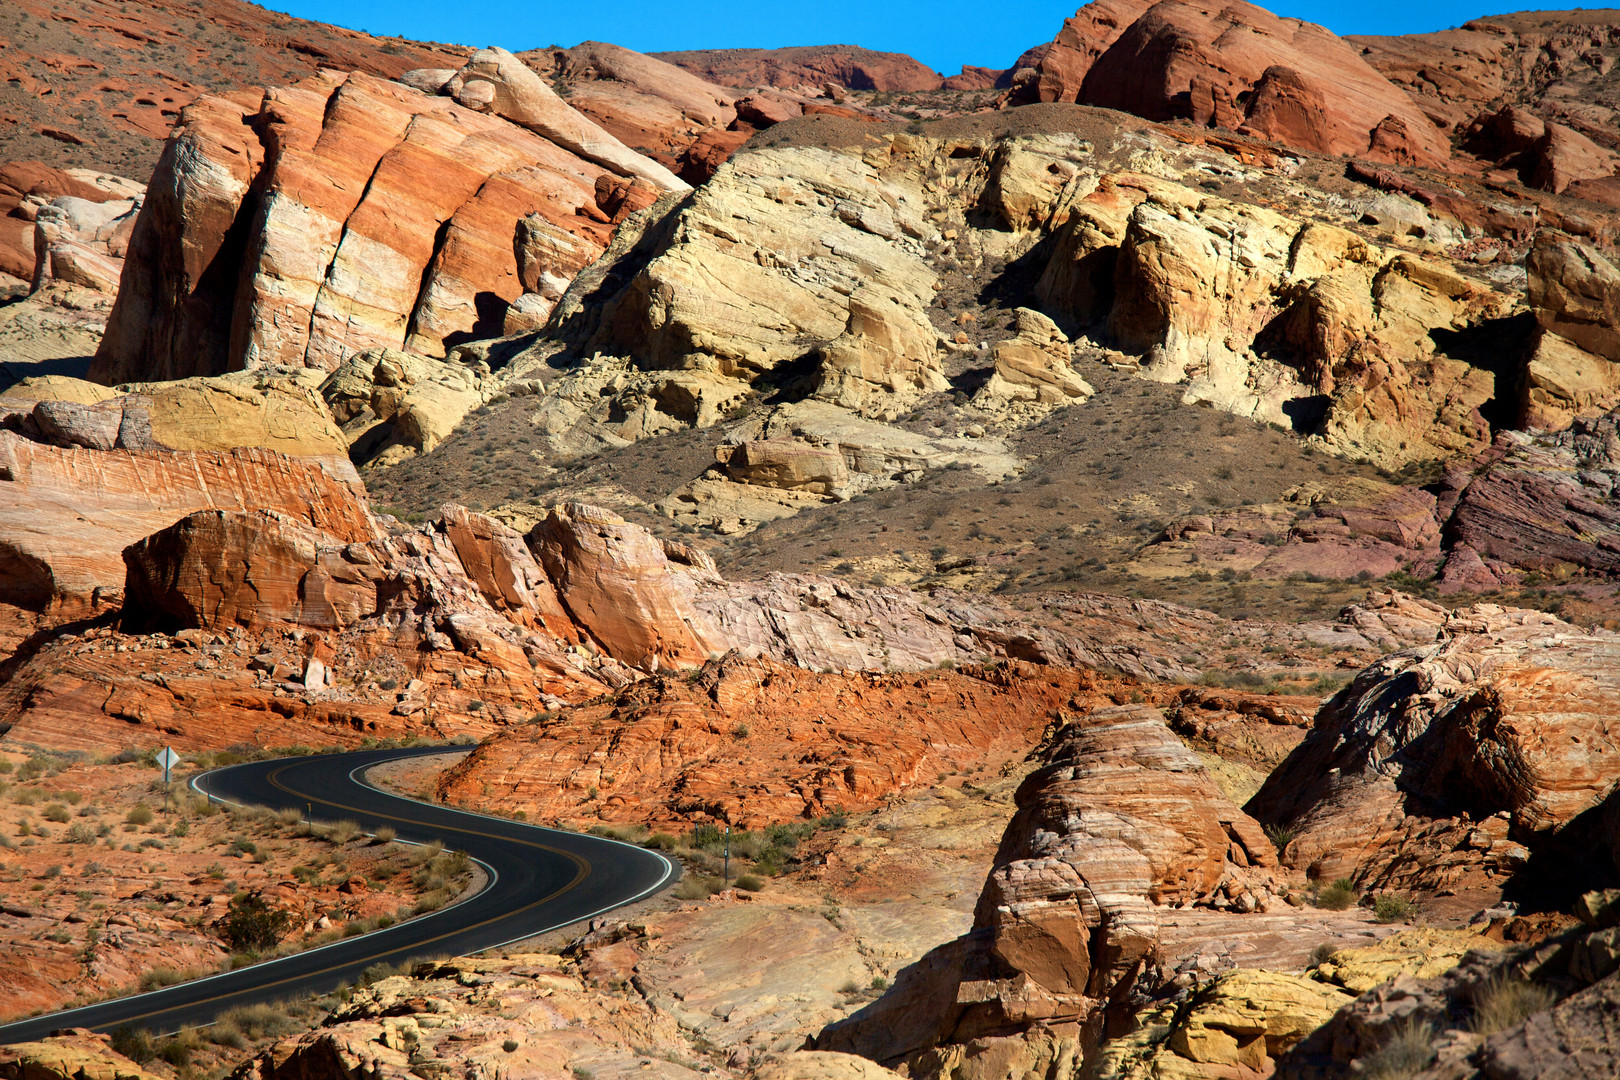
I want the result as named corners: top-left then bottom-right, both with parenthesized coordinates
top-left (1361, 1018), bottom-right (1436, 1080)
top-left (1471, 976), bottom-right (1556, 1034)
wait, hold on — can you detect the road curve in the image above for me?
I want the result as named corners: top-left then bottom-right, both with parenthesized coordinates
top-left (0, 745), bottom-right (677, 1043)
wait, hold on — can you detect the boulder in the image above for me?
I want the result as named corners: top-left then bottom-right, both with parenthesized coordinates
top-left (122, 510), bottom-right (379, 632)
top-left (717, 439), bottom-right (850, 494)
top-left (977, 308), bottom-right (1093, 409)
top-left (0, 433), bottom-right (374, 610)
top-left (528, 502), bottom-right (717, 671)
top-left (1247, 601), bottom-right (1620, 903)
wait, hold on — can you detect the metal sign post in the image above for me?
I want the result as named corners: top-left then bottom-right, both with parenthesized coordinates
top-left (723, 823), bottom-right (730, 884)
top-left (156, 746), bottom-right (180, 812)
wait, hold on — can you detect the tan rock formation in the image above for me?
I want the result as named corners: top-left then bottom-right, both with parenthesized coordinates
top-left (583, 146), bottom-right (938, 383)
top-left (1036, 173), bottom-right (1516, 466)
top-left (1093, 969), bottom-right (1354, 1079)
top-left (320, 349), bottom-right (499, 467)
top-left (1518, 328), bottom-right (1620, 430)
top-left (977, 308), bottom-right (1093, 411)
top-left (0, 1031), bottom-right (165, 1080)
top-left (814, 288), bottom-right (949, 416)
top-left (1528, 232), bottom-right (1620, 362)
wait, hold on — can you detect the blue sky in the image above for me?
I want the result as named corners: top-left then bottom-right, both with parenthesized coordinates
top-left (270, 1), bottom-right (1569, 74)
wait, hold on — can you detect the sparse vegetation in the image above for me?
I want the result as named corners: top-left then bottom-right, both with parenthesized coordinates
top-left (1471, 976), bottom-right (1556, 1034)
top-left (1315, 878), bottom-right (1358, 911)
top-left (1360, 1018), bottom-right (1436, 1079)
top-left (218, 891), bottom-right (296, 951)
top-left (1372, 894), bottom-right (1418, 924)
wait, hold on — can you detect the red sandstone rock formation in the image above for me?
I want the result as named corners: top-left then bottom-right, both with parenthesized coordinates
top-left (437, 656), bottom-right (1102, 828)
top-left (1018, 0), bottom-right (1450, 168)
top-left (1248, 602), bottom-right (1620, 906)
top-left (90, 62), bottom-right (682, 384)
top-left (653, 46), bottom-right (944, 92)
top-left (0, 432), bottom-right (372, 612)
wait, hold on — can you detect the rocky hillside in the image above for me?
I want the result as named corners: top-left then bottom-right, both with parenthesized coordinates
top-left (7, 3), bottom-right (1620, 1080)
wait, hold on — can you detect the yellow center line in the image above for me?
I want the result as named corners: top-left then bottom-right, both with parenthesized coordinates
top-left (101, 761), bottom-right (593, 1027)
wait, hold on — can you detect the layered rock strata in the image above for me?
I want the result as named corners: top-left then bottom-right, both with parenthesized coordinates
top-left (1248, 602), bottom-right (1620, 905)
top-left (817, 705), bottom-right (1282, 1080)
top-left (92, 58), bottom-right (683, 383)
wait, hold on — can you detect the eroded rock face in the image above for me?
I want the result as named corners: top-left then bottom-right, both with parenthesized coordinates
top-left (653, 45), bottom-right (946, 92)
top-left (1024, 0), bottom-right (1450, 168)
top-left (1529, 233), bottom-right (1620, 363)
top-left (0, 432), bottom-right (372, 610)
top-left (1036, 172), bottom-right (1515, 466)
top-left (1248, 602), bottom-right (1620, 905)
top-left (92, 64), bottom-right (679, 382)
top-left (817, 705), bottom-right (1282, 1080)
top-left (438, 656), bottom-right (1096, 828)
top-left (976, 308), bottom-right (1094, 415)
top-left (320, 349), bottom-right (501, 468)
top-left (581, 145), bottom-right (939, 387)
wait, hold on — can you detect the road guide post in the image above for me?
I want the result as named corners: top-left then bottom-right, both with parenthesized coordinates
top-left (156, 746), bottom-right (180, 812)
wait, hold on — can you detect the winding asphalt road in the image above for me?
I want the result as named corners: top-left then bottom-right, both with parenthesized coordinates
top-left (0, 745), bottom-right (677, 1043)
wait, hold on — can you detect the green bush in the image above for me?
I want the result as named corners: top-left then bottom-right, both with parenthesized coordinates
top-left (735, 874), bottom-right (765, 892)
top-left (126, 804), bottom-right (154, 826)
top-left (1373, 894), bottom-right (1418, 924)
top-left (43, 803), bottom-right (71, 823)
top-left (1315, 878), bottom-right (1358, 911)
top-left (219, 892), bottom-right (296, 951)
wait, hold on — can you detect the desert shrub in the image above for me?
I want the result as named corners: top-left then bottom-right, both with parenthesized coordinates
top-left (43, 803), bottom-right (71, 823)
top-left (126, 804), bottom-right (154, 826)
top-left (1310, 943), bottom-right (1339, 966)
top-left (0, 760), bottom-right (11, 775)
top-left (1315, 878), bottom-right (1358, 911)
top-left (1373, 894), bottom-right (1418, 924)
top-left (65, 823), bottom-right (96, 844)
top-left (138, 967), bottom-right (199, 992)
top-left (672, 874), bottom-right (723, 900)
top-left (274, 807), bottom-right (303, 827)
top-left (374, 826), bottom-right (397, 844)
top-left (871, 975), bottom-right (889, 990)
top-left (219, 892), bottom-right (295, 951)
top-left (819, 809), bottom-right (849, 830)
top-left (688, 823), bottom-right (723, 848)
top-left (215, 1003), bottom-right (298, 1042)
top-left (503, 1039), bottom-right (519, 1053)
top-left (838, 979), bottom-right (862, 994)
top-left (109, 1027), bottom-right (154, 1062)
top-left (322, 819), bottom-right (362, 844)
top-left (735, 874), bottom-right (764, 892)
top-left (644, 832), bottom-right (677, 850)
top-left (1360, 1018), bottom-right (1435, 1079)
top-left (1471, 976), bottom-right (1556, 1034)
